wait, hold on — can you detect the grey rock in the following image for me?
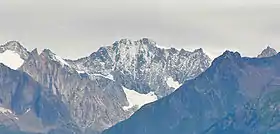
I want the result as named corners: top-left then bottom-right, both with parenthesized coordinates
top-left (20, 48), bottom-right (129, 133)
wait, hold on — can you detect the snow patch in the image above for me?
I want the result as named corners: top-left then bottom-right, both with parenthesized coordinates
top-left (166, 77), bottom-right (181, 89)
top-left (92, 73), bottom-right (114, 81)
top-left (122, 86), bottom-right (157, 111)
top-left (77, 70), bottom-right (86, 74)
top-left (0, 50), bottom-right (24, 70)
top-left (0, 107), bottom-right (12, 114)
top-left (156, 44), bottom-right (169, 49)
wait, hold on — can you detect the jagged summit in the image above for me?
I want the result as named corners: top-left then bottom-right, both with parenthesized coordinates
top-left (207, 51), bottom-right (243, 76)
top-left (30, 48), bottom-right (39, 55)
top-left (0, 41), bottom-right (30, 70)
top-left (0, 41), bottom-right (71, 70)
top-left (112, 38), bottom-right (157, 51)
top-left (194, 48), bottom-right (204, 53)
top-left (40, 49), bottom-right (71, 67)
top-left (1, 41), bottom-right (22, 48)
top-left (116, 38), bottom-right (156, 45)
top-left (221, 50), bottom-right (241, 59)
top-left (117, 38), bottom-right (132, 44)
top-left (0, 41), bottom-right (30, 60)
top-left (40, 48), bottom-right (55, 56)
top-left (138, 38), bottom-right (157, 45)
top-left (257, 46), bottom-right (277, 58)
top-left (101, 38), bottom-right (208, 59)
top-left (207, 50), bottom-right (241, 63)
top-left (68, 38), bottom-right (212, 97)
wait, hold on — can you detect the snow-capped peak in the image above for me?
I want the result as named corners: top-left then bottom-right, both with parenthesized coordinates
top-left (0, 41), bottom-right (31, 70)
top-left (118, 38), bottom-right (133, 45)
top-left (257, 46), bottom-right (278, 58)
top-left (0, 41), bottom-right (30, 60)
top-left (114, 38), bottom-right (157, 49)
top-left (41, 49), bottom-right (70, 67)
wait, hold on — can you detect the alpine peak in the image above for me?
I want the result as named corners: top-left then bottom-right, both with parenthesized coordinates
top-left (257, 46), bottom-right (277, 58)
top-left (0, 41), bottom-right (30, 60)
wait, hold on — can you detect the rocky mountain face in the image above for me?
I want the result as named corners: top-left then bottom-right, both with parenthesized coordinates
top-left (103, 51), bottom-right (280, 134)
top-left (0, 63), bottom-right (81, 134)
top-left (257, 46), bottom-right (277, 58)
top-left (20, 49), bottom-right (129, 133)
top-left (67, 38), bottom-right (211, 97)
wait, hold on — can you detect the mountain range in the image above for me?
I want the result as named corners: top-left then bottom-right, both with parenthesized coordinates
top-left (0, 39), bottom-right (278, 134)
top-left (0, 38), bottom-right (212, 134)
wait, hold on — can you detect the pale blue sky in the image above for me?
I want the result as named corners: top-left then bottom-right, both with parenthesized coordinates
top-left (0, 0), bottom-right (279, 59)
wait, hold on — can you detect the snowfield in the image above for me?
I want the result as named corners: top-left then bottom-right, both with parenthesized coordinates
top-left (166, 77), bottom-right (181, 89)
top-left (0, 50), bottom-right (24, 70)
top-left (122, 86), bottom-right (157, 111)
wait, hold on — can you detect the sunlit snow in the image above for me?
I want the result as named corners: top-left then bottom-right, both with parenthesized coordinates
top-left (122, 86), bottom-right (157, 111)
top-left (92, 73), bottom-right (114, 81)
top-left (0, 50), bottom-right (24, 70)
top-left (77, 70), bottom-right (86, 74)
top-left (0, 107), bottom-right (12, 114)
top-left (166, 77), bottom-right (181, 89)
top-left (156, 45), bottom-right (169, 49)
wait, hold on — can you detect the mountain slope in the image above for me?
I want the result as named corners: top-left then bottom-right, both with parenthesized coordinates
top-left (103, 51), bottom-right (280, 134)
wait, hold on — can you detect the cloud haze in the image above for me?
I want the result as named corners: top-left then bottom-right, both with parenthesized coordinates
top-left (0, 0), bottom-right (280, 59)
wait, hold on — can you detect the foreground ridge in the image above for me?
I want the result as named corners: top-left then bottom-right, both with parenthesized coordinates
top-left (103, 51), bottom-right (280, 134)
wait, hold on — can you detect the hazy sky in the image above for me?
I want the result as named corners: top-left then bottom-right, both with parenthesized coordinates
top-left (0, 0), bottom-right (280, 59)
